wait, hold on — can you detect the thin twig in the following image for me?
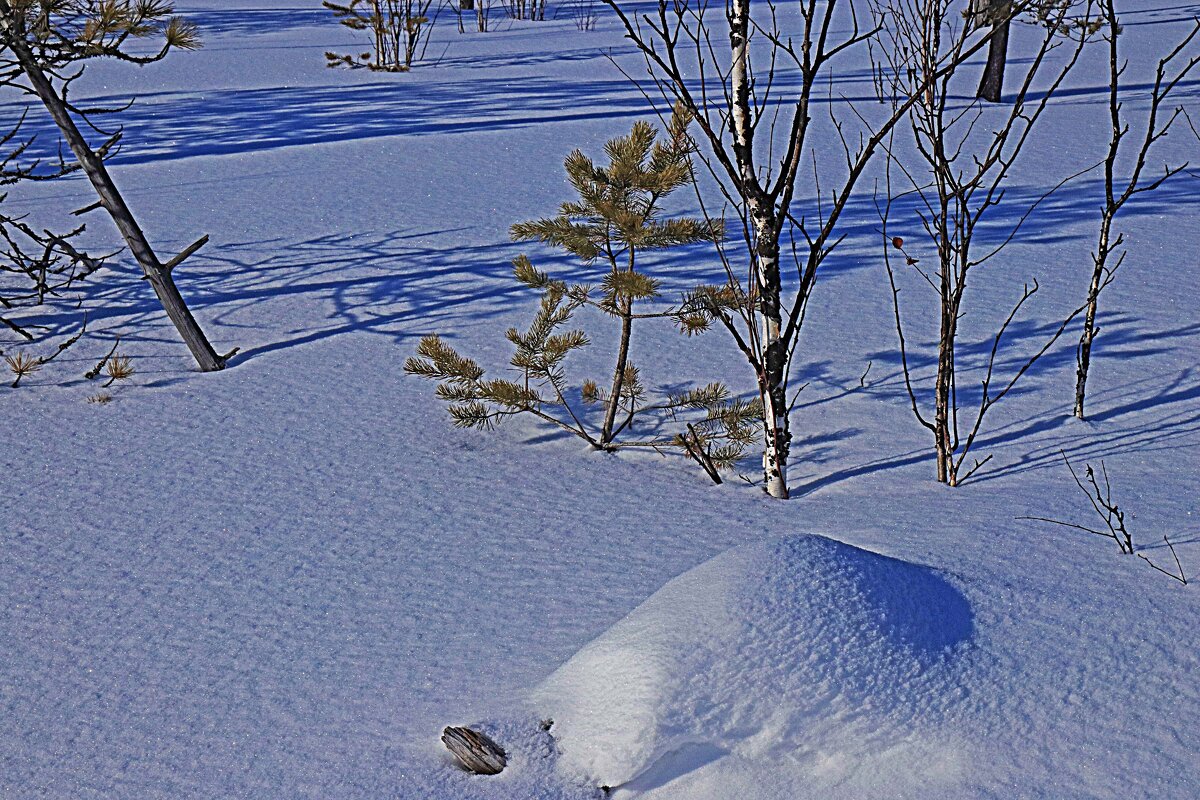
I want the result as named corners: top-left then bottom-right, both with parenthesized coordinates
top-left (1139, 536), bottom-right (1188, 585)
top-left (85, 336), bottom-right (120, 380)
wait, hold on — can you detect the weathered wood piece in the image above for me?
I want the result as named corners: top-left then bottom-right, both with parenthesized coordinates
top-left (441, 726), bottom-right (506, 775)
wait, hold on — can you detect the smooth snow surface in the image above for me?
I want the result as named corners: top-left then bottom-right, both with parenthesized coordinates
top-left (537, 534), bottom-right (974, 796)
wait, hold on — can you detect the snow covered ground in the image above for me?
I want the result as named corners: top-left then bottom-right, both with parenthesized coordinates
top-left (2, 1), bottom-right (1199, 798)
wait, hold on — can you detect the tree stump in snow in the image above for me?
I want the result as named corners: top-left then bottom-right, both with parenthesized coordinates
top-left (441, 726), bottom-right (506, 775)
top-left (459, 0), bottom-right (474, 9)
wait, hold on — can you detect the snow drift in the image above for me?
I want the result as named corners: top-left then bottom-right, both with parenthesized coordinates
top-left (534, 534), bottom-right (975, 797)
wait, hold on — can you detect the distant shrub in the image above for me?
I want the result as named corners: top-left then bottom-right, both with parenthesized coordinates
top-left (323, 0), bottom-right (434, 72)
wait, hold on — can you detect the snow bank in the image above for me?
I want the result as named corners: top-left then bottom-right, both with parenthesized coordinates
top-left (534, 535), bottom-right (974, 796)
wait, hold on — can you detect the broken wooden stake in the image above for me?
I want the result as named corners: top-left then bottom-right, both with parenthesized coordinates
top-left (441, 726), bottom-right (506, 775)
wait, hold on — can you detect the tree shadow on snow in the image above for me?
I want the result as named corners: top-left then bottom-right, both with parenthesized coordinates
top-left (792, 363), bottom-right (1200, 496)
top-left (182, 8), bottom-right (332, 39)
top-left (56, 223), bottom-right (735, 369)
top-left (10, 74), bottom-right (656, 167)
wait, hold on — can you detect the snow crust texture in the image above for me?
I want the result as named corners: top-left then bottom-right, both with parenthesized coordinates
top-left (536, 534), bottom-right (975, 796)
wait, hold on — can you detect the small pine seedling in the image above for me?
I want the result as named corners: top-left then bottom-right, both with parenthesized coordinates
top-left (102, 354), bottom-right (135, 388)
top-left (5, 352), bottom-right (42, 388)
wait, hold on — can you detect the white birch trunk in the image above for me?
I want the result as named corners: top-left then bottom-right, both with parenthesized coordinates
top-left (730, 0), bottom-right (790, 498)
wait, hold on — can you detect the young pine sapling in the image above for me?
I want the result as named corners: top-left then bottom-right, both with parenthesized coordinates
top-left (406, 109), bottom-right (761, 478)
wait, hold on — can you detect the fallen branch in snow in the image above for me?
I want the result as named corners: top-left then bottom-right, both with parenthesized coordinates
top-left (681, 423), bottom-right (723, 485)
top-left (859, 361), bottom-right (873, 388)
top-left (85, 338), bottom-right (121, 380)
top-left (441, 726), bottom-right (506, 775)
top-left (3, 315), bottom-right (88, 387)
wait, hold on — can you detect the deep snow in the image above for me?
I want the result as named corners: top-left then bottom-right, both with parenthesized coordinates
top-left (2, 1), bottom-right (1199, 798)
top-left (537, 534), bottom-right (976, 796)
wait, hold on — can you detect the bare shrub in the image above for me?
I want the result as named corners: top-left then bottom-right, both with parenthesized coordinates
top-left (324, 0), bottom-right (435, 70)
top-left (1020, 452), bottom-right (1189, 585)
top-left (872, 0), bottom-right (1092, 485)
top-left (1073, 3), bottom-right (1200, 419)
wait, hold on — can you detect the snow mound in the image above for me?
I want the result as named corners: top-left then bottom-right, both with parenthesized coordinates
top-left (534, 534), bottom-right (974, 796)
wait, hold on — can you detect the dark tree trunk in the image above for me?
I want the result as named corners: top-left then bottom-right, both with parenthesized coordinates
top-left (1075, 220), bottom-right (1112, 420)
top-left (934, 301), bottom-right (957, 485)
top-left (977, 17), bottom-right (1011, 102)
top-left (600, 303), bottom-right (633, 446)
top-left (1, 9), bottom-right (229, 371)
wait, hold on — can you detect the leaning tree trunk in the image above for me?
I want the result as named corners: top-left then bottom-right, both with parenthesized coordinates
top-left (0, 9), bottom-right (228, 371)
top-left (976, 0), bottom-right (1011, 102)
top-left (1074, 214), bottom-right (1113, 419)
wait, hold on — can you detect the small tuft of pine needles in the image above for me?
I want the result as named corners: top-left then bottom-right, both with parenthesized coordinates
top-left (102, 354), bottom-right (134, 387)
top-left (581, 379), bottom-right (601, 404)
top-left (5, 352), bottom-right (42, 388)
top-left (404, 335), bottom-right (485, 384)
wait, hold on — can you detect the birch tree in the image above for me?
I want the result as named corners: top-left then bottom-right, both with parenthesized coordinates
top-left (604, 0), bottom-right (1005, 497)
